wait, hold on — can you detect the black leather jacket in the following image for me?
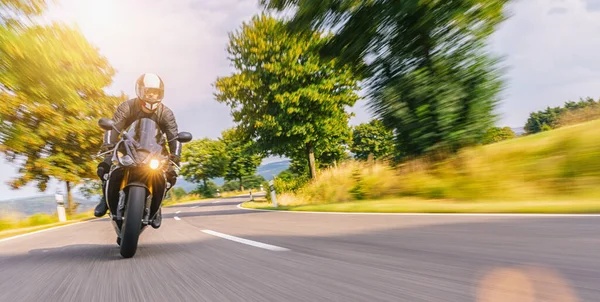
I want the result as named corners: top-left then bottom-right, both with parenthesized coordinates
top-left (101, 98), bottom-right (182, 165)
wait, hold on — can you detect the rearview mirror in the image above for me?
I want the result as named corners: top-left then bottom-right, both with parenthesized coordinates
top-left (177, 132), bottom-right (193, 143)
top-left (98, 118), bottom-right (115, 131)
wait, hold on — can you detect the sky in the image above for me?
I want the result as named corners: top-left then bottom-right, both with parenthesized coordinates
top-left (1, 0), bottom-right (600, 200)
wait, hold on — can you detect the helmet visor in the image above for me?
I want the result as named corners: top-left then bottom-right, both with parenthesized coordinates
top-left (142, 87), bottom-right (164, 103)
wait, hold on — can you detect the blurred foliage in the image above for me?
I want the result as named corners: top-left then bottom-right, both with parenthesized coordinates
top-left (277, 119), bottom-right (600, 206)
top-left (221, 174), bottom-right (265, 192)
top-left (214, 14), bottom-right (360, 179)
top-left (0, 210), bottom-right (96, 233)
top-left (350, 120), bottom-right (395, 161)
top-left (558, 104), bottom-right (600, 128)
top-left (165, 187), bottom-right (187, 200)
top-left (481, 126), bottom-right (516, 145)
top-left (525, 97), bottom-right (600, 134)
top-left (220, 128), bottom-right (263, 191)
top-left (262, 0), bottom-right (510, 158)
top-left (0, 18), bottom-right (126, 212)
top-left (276, 169), bottom-right (309, 193)
top-left (78, 180), bottom-right (103, 200)
top-left (0, 0), bottom-right (47, 21)
top-left (190, 180), bottom-right (219, 198)
top-left (180, 138), bottom-right (228, 190)
top-left (0, 213), bottom-right (57, 231)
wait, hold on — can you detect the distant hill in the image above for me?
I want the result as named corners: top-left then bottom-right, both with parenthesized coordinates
top-left (511, 127), bottom-right (526, 136)
top-left (173, 160), bottom-right (291, 193)
top-left (257, 160), bottom-right (290, 180)
top-left (0, 195), bottom-right (96, 217)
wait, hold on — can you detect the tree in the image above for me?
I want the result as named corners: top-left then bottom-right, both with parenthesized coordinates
top-left (351, 120), bottom-right (395, 160)
top-left (1, 0), bottom-right (46, 21)
top-left (220, 128), bottom-right (262, 191)
top-left (525, 97), bottom-right (600, 134)
top-left (524, 106), bottom-right (563, 134)
top-left (78, 180), bottom-right (103, 201)
top-left (165, 187), bottom-right (186, 200)
top-left (262, 0), bottom-right (510, 158)
top-left (481, 126), bottom-right (516, 145)
top-left (214, 14), bottom-right (360, 179)
top-left (0, 23), bottom-right (125, 214)
top-left (180, 138), bottom-right (228, 190)
top-left (221, 174), bottom-right (265, 192)
top-left (190, 180), bottom-right (219, 198)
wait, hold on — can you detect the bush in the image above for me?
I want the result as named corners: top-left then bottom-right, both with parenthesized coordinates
top-left (558, 105), bottom-right (600, 128)
top-left (0, 218), bottom-right (17, 231)
top-left (482, 127), bottom-right (516, 145)
top-left (279, 119), bottom-right (600, 205)
top-left (25, 213), bottom-right (58, 227)
top-left (190, 181), bottom-right (219, 198)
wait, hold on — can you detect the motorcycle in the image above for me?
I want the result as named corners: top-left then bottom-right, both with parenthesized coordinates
top-left (97, 117), bottom-right (192, 258)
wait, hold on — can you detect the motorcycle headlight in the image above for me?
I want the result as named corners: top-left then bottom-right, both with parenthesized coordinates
top-left (150, 159), bottom-right (160, 170)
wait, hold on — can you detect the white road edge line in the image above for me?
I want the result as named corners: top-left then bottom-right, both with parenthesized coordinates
top-left (236, 203), bottom-right (600, 217)
top-left (0, 218), bottom-right (102, 243)
top-left (191, 206), bottom-right (198, 209)
top-left (174, 216), bottom-right (181, 221)
top-left (176, 211), bottom-right (181, 214)
top-left (212, 201), bottom-right (220, 204)
top-left (202, 229), bottom-right (290, 252)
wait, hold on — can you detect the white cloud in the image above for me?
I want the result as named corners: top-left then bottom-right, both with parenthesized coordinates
top-left (44, 0), bottom-right (262, 139)
top-left (490, 0), bottom-right (600, 126)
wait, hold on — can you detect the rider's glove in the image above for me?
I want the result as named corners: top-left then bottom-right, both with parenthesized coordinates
top-left (169, 154), bottom-right (181, 166)
top-left (96, 161), bottom-right (111, 180)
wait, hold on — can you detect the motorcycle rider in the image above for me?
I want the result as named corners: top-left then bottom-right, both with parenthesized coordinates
top-left (93, 73), bottom-right (181, 229)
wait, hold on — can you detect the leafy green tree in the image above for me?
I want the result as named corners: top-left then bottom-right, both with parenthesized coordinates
top-left (481, 126), bottom-right (516, 145)
top-left (0, 23), bottom-right (125, 213)
top-left (220, 128), bottom-right (262, 191)
top-left (221, 174), bottom-right (265, 192)
top-left (215, 14), bottom-right (360, 179)
top-left (79, 180), bottom-right (103, 200)
top-left (190, 180), bottom-right (219, 198)
top-left (262, 0), bottom-right (510, 157)
top-left (525, 97), bottom-right (599, 134)
top-left (166, 187), bottom-right (187, 199)
top-left (351, 120), bottom-right (395, 160)
top-left (180, 138), bottom-right (228, 190)
top-left (524, 106), bottom-right (563, 134)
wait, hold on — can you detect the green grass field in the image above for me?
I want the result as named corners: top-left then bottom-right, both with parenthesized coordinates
top-left (263, 119), bottom-right (600, 212)
top-left (243, 198), bottom-right (600, 214)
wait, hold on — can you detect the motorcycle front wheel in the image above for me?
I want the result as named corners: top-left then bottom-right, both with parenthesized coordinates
top-left (119, 186), bottom-right (146, 258)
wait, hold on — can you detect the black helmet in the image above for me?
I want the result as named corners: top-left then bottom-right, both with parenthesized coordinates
top-left (135, 73), bottom-right (164, 111)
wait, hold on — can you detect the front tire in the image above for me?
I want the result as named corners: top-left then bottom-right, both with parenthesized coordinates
top-left (119, 186), bottom-right (146, 258)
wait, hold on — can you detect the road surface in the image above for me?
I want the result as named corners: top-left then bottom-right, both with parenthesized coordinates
top-left (0, 195), bottom-right (598, 301)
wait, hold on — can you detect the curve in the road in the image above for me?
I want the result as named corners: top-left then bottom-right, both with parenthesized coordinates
top-left (237, 203), bottom-right (600, 217)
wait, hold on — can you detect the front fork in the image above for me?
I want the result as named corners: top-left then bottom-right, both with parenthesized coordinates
top-left (113, 168), bottom-right (165, 225)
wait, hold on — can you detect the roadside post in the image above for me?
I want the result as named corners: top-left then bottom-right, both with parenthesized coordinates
top-left (269, 180), bottom-right (277, 207)
top-left (55, 193), bottom-right (67, 222)
top-left (249, 189), bottom-right (254, 201)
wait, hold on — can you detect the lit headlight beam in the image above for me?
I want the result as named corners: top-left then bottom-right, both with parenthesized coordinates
top-left (150, 159), bottom-right (160, 170)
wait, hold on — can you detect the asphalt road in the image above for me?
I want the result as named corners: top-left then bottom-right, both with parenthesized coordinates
top-left (0, 195), bottom-right (598, 302)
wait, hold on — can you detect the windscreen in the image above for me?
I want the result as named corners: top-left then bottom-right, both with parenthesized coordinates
top-left (126, 118), bottom-right (164, 160)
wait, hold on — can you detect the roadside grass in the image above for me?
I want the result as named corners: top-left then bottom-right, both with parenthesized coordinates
top-left (265, 119), bottom-right (600, 212)
top-left (242, 198), bottom-right (600, 214)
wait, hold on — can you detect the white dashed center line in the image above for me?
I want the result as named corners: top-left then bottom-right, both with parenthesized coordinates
top-left (202, 229), bottom-right (290, 252)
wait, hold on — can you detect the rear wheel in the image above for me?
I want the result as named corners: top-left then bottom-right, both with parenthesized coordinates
top-left (119, 186), bottom-right (146, 258)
